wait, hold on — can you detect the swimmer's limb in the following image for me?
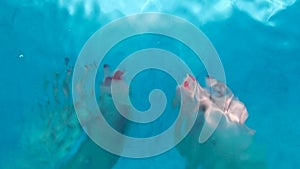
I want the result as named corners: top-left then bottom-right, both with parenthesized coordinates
top-left (198, 109), bottom-right (223, 143)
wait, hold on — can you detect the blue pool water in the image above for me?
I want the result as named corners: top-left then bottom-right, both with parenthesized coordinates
top-left (0, 0), bottom-right (300, 168)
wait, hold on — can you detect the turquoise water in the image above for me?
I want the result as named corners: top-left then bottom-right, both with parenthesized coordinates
top-left (0, 0), bottom-right (300, 169)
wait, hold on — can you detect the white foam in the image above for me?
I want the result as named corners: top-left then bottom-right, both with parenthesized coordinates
top-left (235, 0), bottom-right (297, 25)
top-left (55, 0), bottom-right (297, 25)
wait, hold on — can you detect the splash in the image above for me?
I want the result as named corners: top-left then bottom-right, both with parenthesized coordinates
top-left (17, 62), bottom-right (129, 169)
top-left (18, 65), bottom-right (84, 169)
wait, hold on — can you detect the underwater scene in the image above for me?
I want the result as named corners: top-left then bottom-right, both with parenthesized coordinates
top-left (0, 0), bottom-right (300, 169)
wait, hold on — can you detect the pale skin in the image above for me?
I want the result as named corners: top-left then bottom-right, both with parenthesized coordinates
top-left (62, 64), bottom-right (129, 169)
top-left (174, 75), bottom-right (266, 169)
